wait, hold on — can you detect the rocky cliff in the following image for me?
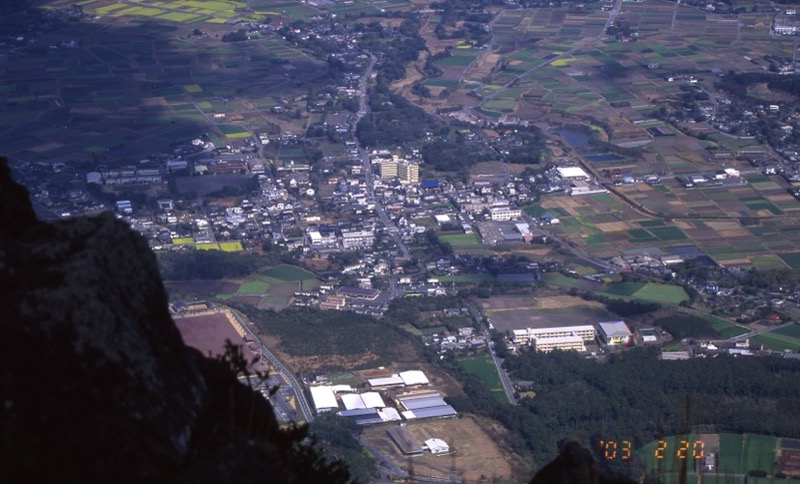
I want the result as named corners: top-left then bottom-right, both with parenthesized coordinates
top-left (0, 158), bottom-right (346, 482)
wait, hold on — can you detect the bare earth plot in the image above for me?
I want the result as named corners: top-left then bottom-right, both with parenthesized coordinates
top-left (362, 415), bottom-right (517, 482)
top-left (482, 295), bottom-right (614, 332)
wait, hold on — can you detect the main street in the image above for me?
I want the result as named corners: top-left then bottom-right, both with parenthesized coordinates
top-left (354, 54), bottom-right (412, 263)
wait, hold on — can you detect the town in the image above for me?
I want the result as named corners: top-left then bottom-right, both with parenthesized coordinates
top-left (6, 0), bottom-right (800, 481)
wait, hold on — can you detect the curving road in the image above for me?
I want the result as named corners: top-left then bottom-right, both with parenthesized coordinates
top-left (226, 307), bottom-right (315, 422)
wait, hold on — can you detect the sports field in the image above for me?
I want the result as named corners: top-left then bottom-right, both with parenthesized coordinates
top-left (459, 354), bottom-right (509, 404)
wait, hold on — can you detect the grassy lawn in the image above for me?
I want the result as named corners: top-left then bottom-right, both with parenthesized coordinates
top-left (459, 354), bottom-right (509, 404)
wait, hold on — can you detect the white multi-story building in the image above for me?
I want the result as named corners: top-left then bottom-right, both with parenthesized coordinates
top-left (341, 229), bottom-right (375, 249)
top-left (513, 325), bottom-right (596, 352)
top-left (489, 205), bottom-right (522, 221)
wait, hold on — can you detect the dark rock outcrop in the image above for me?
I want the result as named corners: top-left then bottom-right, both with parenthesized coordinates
top-left (0, 158), bottom-right (346, 482)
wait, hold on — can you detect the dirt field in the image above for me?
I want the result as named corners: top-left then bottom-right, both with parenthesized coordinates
top-left (175, 312), bottom-right (260, 365)
top-left (362, 415), bottom-right (519, 482)
top-left (482, 295), bottom-right (614, 332)
top-left (257, 332), bottom-right (421, 375)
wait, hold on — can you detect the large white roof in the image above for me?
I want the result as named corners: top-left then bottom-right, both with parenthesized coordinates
top-left (309, 386), bottom-right (338, 411)
top-left (557, 166), bottom-right (590, 179)
top-left (340, 393), bottom-right (366, 410)
top-left (360, 392), bottom-right (386, 408)
top-left (368, 374), bottom-right (405, 388)
top-left (379, 407), bottom-right (402, 422)
top-left (399, 370), bottom-right (429, 386)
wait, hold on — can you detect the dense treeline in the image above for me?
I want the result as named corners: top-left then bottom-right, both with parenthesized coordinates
top-left (356, 85), bottom-right (441, 147)
top-left (384, 294), bottom-right (465, 328)
top-left (654, 315), bottom-right (719, 340)
top-left (420, 139), bottom-right (494, 171)
top-left (716, 70), bottom-right (800, 98)
top-left (309, 413), bottom-right (375, 484)
top-left (434, 346), bottom-right (800, 471)
top-left (492, 348), bottom-right (800, 469)
top-left (157, 250), bottom-right (279, 280)
top-left (674, 260), bottom-right (800, 294)
top-left (233, 306), bottom-right (412, 370)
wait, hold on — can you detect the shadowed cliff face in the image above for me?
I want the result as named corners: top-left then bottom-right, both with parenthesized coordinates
top-left (0, 158), bottom-right (348, 482)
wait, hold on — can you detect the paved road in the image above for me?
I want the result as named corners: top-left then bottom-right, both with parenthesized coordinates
top-left (227, 308), bottom-right (315, 422)
top-left (726, 321), bottom-right (795, 343)
top-left (354, 54), bottom-right (412, 262)
top-left (467, 302), bottom-right (517, 405)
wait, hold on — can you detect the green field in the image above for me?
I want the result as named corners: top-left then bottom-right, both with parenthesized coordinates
top-left (237, 280), bottom-right (269, 294)
top-left (773, 324), bottom-right (800, 339)
top-left (742, 434), bottom-right (777, 474)
top-left (604, 282), bottom-right (689, 304)
top-left (706, 316), bottom-right (748, 339)
top-left (778, 252), bottom-right (800, 269)
top-left (459, 354), bottom-right (509, 404)
top-left (440, 232), bottom-right (482, 249)
top-left (219, 241), bottom-right (243, 252)
top-left (751, 332), bottom-right (800, 351)
top-left (261, 264), bottom-right (317, 282)
top-left (171, 237), bottom-right (195, 245)
top-left (638, 434), bottom-right (698, 474)
top-left (718, 433), bottom-right (744, 474)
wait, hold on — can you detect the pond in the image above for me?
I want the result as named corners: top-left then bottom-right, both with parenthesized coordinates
top-left (552, 127), bottom-right (591, 147)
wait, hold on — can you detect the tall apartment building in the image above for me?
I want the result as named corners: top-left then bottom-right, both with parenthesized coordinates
top-left (399, 161), bottom-right (419, 183)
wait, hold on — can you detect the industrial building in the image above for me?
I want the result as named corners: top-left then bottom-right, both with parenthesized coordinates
top-left (397, 391), bottom-right (457, 420)
top-left (309, 385), bottom-right (339, 413)
top-left (368, 370), bottom-right (430, 389)
top-left (557, 166), bottom-right (591, 181)
top-left (340, 392), bottom-right (386, 410)
top-left (598, 321), bottom-right (632, 345)
top-left (387, 426), bottom-right (423, 456)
